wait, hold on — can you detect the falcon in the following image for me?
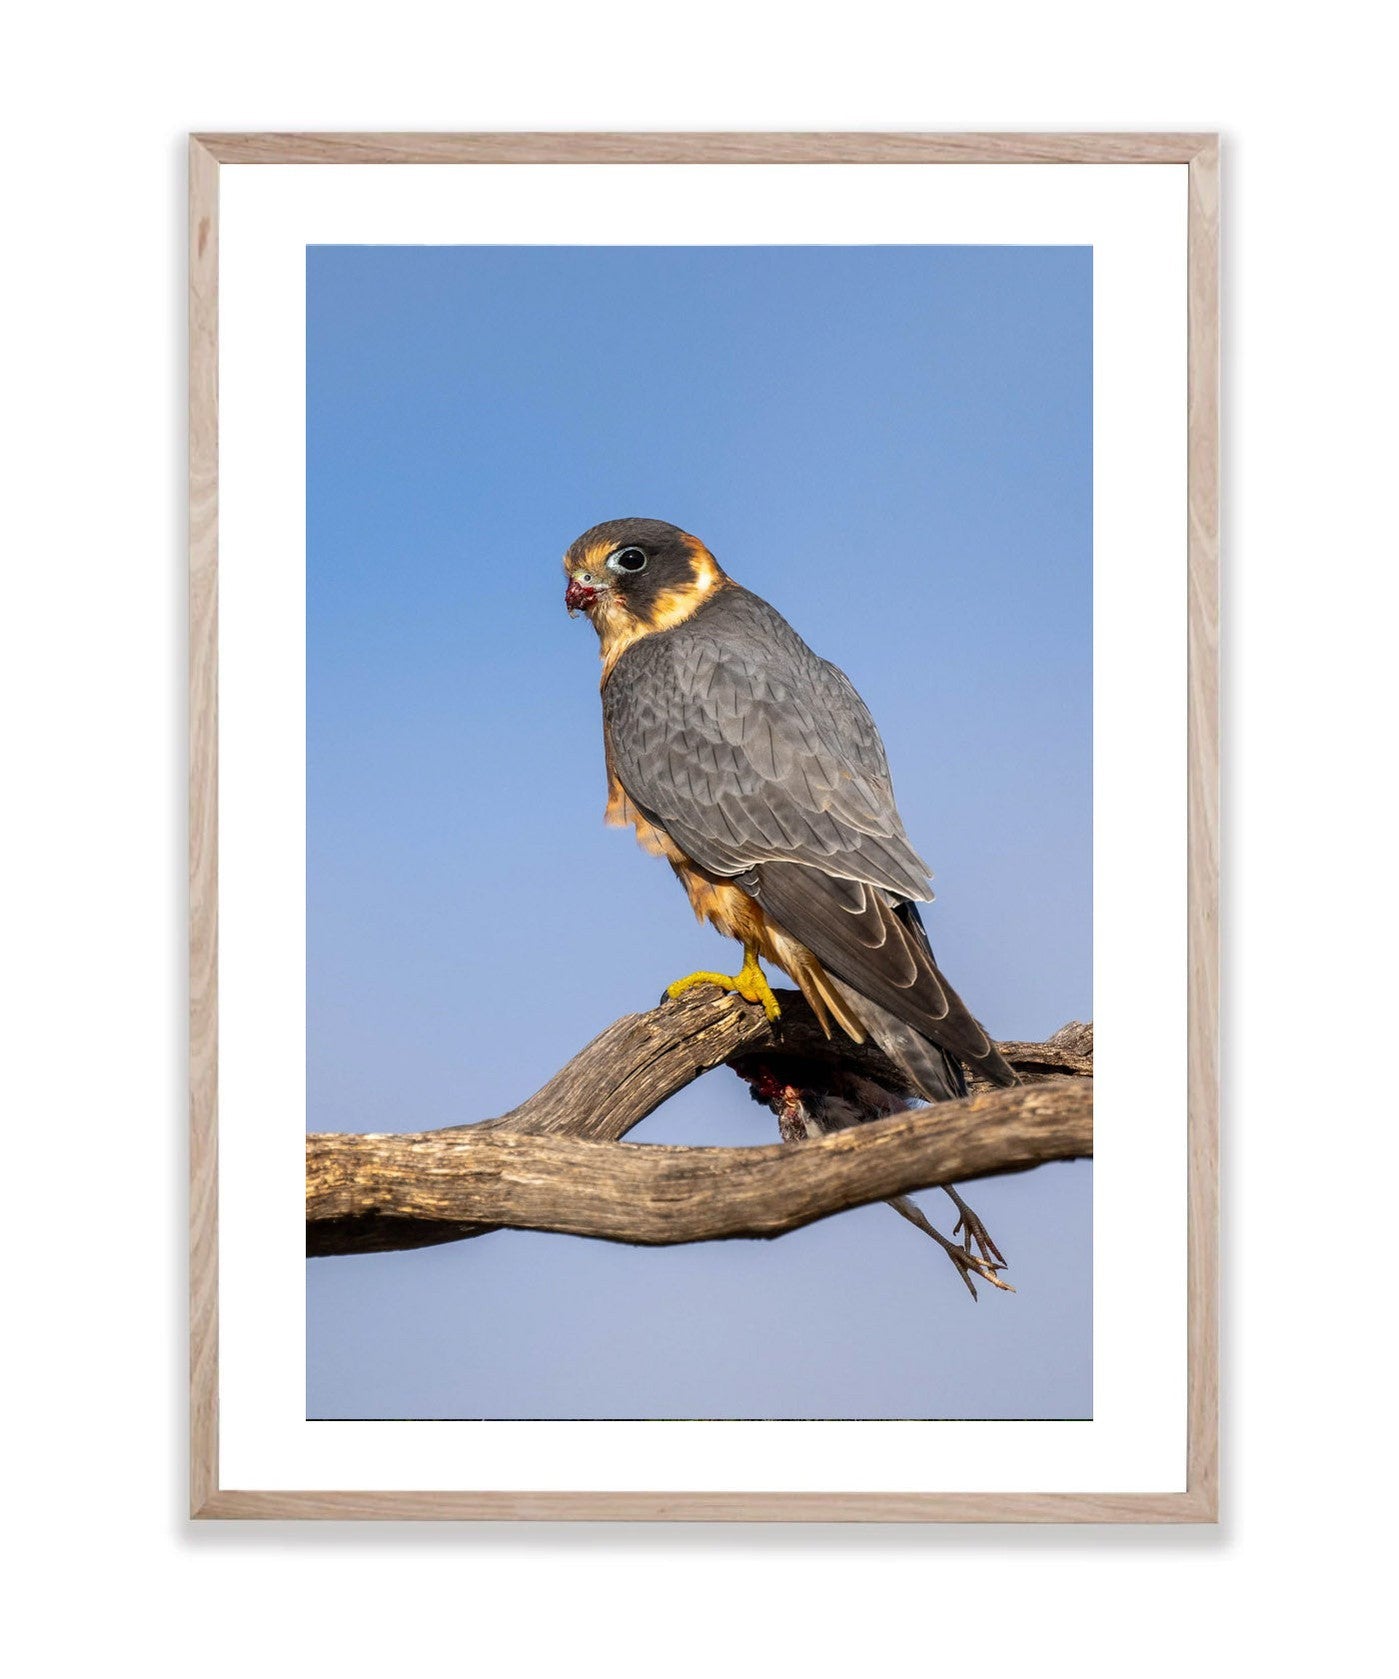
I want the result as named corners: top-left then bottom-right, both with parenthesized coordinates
top-left (563, 517), bottom-right (1018, 1102)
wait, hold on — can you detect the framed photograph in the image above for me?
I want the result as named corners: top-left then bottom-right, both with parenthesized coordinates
top-left (190, 131), bottom-right (1218, 1521)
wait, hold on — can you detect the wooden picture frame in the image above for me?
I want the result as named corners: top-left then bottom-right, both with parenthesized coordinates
top-left (190, 131), bottom-right (1219, 1521)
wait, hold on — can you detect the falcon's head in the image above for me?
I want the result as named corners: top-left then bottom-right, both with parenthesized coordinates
top-left (563, 518), bottom-right (728, 638)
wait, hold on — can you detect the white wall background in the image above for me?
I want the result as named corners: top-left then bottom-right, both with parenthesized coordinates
top-left (2, 3), bottom-right (1393, 1673)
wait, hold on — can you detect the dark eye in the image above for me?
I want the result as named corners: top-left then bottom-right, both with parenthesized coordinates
top-left (608, 546), bottom-right (648, 573)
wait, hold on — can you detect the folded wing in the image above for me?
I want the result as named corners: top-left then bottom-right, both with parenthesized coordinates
top-left (604, 588), bottom-right (1010, 1079)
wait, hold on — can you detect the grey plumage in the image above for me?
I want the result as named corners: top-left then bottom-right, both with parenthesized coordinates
top-left (604, 584), bottom-right (1017, 1093)
top-left (605, 587), bottom-right (930, 894)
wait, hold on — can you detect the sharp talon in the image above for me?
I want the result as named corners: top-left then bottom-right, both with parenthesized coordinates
top-left (885, 1193), bottom-right (1014, 1300)
top-left (665, 971), bottom-right (737, 1004)
top-left (664, 947), bottom-right (781, 1021)
top-left (733, 948), bottom-right (781, 1021)
top-left (946, 1188), bottom-right (1008, 1269)
top-left (739, 973), bottom-right (782, 1022)
top-left (956, 1253), bottom-right (1016, 1301)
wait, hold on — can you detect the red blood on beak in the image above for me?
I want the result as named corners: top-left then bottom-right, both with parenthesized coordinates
top-left (565, 579), bottom-right (598, 614)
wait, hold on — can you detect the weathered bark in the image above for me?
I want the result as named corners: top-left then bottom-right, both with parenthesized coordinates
top-left (308, 1078), bottom-right (1089, 1248)
top-left (306, 988), bottom-right (1092, 1258)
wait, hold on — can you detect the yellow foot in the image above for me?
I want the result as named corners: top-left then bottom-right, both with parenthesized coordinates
top-left (665, 949), bottom-right (782, 1022)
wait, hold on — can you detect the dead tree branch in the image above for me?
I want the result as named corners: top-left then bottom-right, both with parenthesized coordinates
top-left (307, 989), bottom-right (1092, 1258)
top-left (308, 1079), bottom-right (1089, 1247)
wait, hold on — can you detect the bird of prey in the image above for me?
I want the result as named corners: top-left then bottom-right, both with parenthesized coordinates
top-left (563, 517), bottom-right (1019, 1105)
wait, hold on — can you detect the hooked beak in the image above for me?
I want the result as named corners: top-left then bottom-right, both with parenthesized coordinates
top-left (565, 577), bottom-right (599, 615)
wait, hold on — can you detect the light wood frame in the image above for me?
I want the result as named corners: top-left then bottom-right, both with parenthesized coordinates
top-left (190, 131), bottom-right (1219, 1522)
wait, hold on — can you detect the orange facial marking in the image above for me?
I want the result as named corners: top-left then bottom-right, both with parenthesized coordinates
top-left (590, 537), bottom-right (728, 685)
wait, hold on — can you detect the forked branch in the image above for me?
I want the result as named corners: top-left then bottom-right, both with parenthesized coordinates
top-left (306, 989), bottom-right (1092, 1258)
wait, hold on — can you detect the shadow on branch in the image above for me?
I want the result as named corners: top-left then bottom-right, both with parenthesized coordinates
top-left (306, 989), bottom-right (1092, 1274)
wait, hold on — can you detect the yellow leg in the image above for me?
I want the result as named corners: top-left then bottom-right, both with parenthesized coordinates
top-left (666, 943), bottom-right (781, 1022)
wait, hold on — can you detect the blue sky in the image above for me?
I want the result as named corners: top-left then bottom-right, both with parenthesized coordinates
top-left (306, 243), bottom-right (1092, 1419)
